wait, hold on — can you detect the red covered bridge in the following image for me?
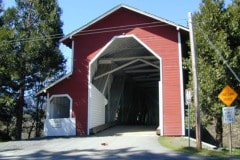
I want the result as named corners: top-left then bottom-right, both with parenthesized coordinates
top-left (38, 4), bottom-right (189, 136)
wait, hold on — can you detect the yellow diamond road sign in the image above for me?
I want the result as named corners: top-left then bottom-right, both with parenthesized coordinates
top-left (218, 85), bottom-right (238, 107)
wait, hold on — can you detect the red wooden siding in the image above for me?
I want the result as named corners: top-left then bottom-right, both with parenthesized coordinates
top-left (49, 74), bottom-right (88, 135)
top-left (128, 26), bottom-right (182, 135)
top-left (48, 7), bottom-right (184, 136)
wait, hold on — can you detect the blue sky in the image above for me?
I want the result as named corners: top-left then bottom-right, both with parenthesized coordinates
top-left (3, 0), bottom-right (231, 71)
top-left (4, 0), bottom-right (205, 33)
top-left (57, 0), bottom-right (202, 33)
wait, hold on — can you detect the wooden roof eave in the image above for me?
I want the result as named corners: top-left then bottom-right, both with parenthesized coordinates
top-left (35, 72), bottom-right (73, 96)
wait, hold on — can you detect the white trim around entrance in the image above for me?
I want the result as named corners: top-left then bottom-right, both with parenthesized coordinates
top-left (48, 94), bottom-right (73, 119)
top-left (88, 34), bottom-right (163, 135)
top-left (44, 94), bottom-right (76, 136)
top-left (177, 28), bottom-right (185, 136)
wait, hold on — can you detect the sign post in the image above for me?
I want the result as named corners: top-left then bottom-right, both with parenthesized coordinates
top-left (222, 106), bottom-right (236, 155)
top-left (185, 89), bottom-right (192, 148)
top-left (218, 85), bottom-right (238, 155)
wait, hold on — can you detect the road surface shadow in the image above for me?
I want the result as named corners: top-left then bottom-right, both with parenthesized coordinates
top-left (0, 147), bottom-right (217, 160)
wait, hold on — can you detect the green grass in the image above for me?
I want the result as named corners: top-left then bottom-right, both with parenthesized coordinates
top-left (159, 136), bottom-right (240, 159)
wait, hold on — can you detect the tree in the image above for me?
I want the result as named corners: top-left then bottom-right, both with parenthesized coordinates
top-left (185, 0), bottom-right (240, 147)
top-left (0, 0), bottom-right (15, 140)
top-left (0, 0), bottom-right (2, 13)
top-left (0, 0), bottom-right (65, 140)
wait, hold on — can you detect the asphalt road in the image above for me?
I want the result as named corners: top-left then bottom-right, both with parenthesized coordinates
top-left (0, 125), bottom-right (217, 160)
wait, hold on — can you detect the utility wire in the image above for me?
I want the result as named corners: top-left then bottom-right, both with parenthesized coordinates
top-left (0, 34), bottom-right (63, 47)
top-left (1, 33), bottom-right (63, 44)
top-left (196, 24), bottom-right (240, 83)
top-left (0, 20), bottom-right (187, 46)
top-left (73, 23), bottom-right (172, 36)
top-left (77, 21), bottom-right (166, 33)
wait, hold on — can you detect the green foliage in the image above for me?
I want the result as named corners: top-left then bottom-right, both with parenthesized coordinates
top-left (0, 0), bottom-right (2, 13)
top-left (194, 0), bottom-right (240, 114)
top-left (0, 0), bottom-right (65, 140)
top-left (159, 136), bottom-right (240, 158)
top-left (185, 0), bottom-right (240, 146)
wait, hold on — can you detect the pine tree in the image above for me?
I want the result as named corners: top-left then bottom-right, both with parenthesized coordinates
top-left (185, 0), bottom-right (240, 147)
top-left (0, 0), bottom-right (65, 140)
top-left (0, 0), bottom-right (16, 139)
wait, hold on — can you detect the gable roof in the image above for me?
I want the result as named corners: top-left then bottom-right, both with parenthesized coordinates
top-left (36, 72), bottom-right (72, 96)
top-left (37, 4), bottom-right (189, 96)
top-left (61, 4), bottom-right (189, 48)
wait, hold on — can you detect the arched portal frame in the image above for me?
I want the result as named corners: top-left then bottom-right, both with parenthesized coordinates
top-left (88, 34), bottom-right (163, 135)
top-left (47, 94), bottom-right (73, 119)
top-left (44, 94), bottom-right (76, 136)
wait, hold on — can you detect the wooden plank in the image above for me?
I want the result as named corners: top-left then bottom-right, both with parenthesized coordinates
top-left (98, 56), bottom-right (156, 64)
top-left (94, 59), bottom-right (140, 80)
top-left (124, 63), bottom-right (149, 70)
top-left (90, 121), bottom-right (118, 134)
top-left (125, 69), bottom-right (159, 73)
top-left (138, 59), bottom-right (159, 69)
